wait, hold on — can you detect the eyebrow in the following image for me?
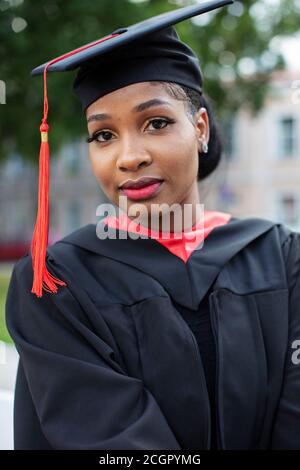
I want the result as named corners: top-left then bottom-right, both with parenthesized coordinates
top-left (87, 99), bottom-right (172, 123)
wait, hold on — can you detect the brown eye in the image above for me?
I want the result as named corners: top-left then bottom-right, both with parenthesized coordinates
top-left (147, 118), bottom-right (173, 130)
top-left (95, 131), bottom-right (114, 142)
top-left (86, 130), bottom-right (115, 144)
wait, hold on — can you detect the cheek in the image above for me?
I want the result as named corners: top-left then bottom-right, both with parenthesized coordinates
top-left (88, 149), bottom-right (113, 189)
top-left (160, 127), bottom-right (198, 174)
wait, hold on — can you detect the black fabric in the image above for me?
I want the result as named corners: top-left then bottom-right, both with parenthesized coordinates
top-left (73, 26), bottom-right (203, 112)
top-left (172, 287), bottom-right (217, 449)
top-left (31, 1), bottom-right (231, 79)
top-left (14, 359), bottom-right (52, 450)
top-left (5, 217), bottom-right (300, 449)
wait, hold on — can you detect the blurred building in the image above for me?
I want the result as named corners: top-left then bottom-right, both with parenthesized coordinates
top-left (205, 69), bottom-right (300, 233)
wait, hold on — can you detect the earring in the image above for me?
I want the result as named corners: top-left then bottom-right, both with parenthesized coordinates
top-left (199, 139), bottom-right (208, 154)
top-left (202, 141), bottom-right (208, 154)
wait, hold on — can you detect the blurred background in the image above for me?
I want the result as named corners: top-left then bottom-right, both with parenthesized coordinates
top-left (0, 0), bottom-right (300, 448)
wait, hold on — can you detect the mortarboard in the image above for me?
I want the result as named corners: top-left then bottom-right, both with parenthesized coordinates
top-left (29, 0), bottom-right (233, 298)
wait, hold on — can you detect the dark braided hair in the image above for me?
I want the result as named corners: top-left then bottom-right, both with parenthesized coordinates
top-left (151, 81), bottom-right (223, 181)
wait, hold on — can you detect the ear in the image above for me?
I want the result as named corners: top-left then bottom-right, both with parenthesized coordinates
top-left (195, 107), bottom-right (210, 153)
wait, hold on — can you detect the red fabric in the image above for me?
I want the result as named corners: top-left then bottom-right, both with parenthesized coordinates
top-left (104, 210), bottom-right (232, 263)
top-left (31, 122), bottom-right (67, 297)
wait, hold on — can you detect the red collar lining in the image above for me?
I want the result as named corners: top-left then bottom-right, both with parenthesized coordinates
top-left (103, 210), bottom-right (232, 263)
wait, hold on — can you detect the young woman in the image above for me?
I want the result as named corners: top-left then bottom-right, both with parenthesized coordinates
top-left (5, 2), bottom-right (300, 450)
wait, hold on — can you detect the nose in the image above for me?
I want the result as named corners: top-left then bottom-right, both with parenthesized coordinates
top-left (116, 137), bottom-right (152, 172)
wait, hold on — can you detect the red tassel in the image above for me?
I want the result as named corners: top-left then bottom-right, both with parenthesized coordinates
top-left (30, 60), bottom-right (67, 297)
top-left (31, 120), bottom-right (67, 297)
top-left (30, 33), bottom-right (120, 297)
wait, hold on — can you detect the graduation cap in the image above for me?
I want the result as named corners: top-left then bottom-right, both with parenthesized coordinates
top-left (30, 0), bottom-right (233, 298)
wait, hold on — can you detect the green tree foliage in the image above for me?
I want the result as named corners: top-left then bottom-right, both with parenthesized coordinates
top-left (0, 0), bottom-right (299, 162)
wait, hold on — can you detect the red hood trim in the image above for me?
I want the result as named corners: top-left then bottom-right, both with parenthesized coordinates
top-left (103, 210), bottom-right (232, 263)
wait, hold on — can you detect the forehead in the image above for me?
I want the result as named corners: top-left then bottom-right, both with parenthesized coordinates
top-left (86, 81), bottom-right (179, 117)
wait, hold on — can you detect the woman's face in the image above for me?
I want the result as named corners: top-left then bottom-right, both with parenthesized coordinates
top-left (86, 81), bottom-right (209, 229)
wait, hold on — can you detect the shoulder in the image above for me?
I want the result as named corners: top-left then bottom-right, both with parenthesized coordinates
top-left (228, 214), bottom-right (298, 245)
top-left (48, 223), bottom-right (98, 257)
top-left (7, 223), bottom-right (97, 289)
top-left (5, 224), bottom-right (97, 329)
top-left (229, 214), bottom-right (300, 258)
top-left (216, 217), bottom-right (300, 289)
top-left (210, 214), bottom-right (297, 261)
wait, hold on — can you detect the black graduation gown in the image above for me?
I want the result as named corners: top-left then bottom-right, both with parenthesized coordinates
top-left (5, 216), bottom-right (300, 450)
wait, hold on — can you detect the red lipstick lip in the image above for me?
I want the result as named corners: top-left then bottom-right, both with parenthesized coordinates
top-left (119, 177), bottom-right (164, 190)
top-left (120, 180), bottom-right (164, 200)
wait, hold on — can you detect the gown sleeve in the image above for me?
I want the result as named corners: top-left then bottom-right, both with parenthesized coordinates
top-left (5, 255), bottom-right (181, 450)
top-left (271, 230), bottom-right (300, 449)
